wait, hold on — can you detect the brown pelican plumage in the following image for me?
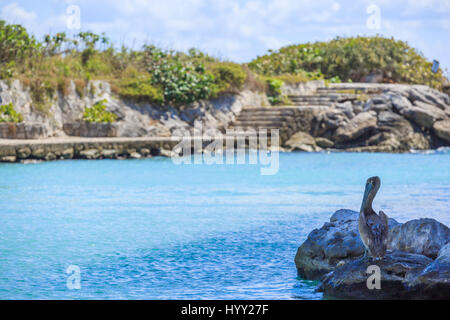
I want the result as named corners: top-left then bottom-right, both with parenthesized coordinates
top-left (358, 176), bottom-right (389, 259)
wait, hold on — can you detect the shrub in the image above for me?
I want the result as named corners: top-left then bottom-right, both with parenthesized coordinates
top-left (265, 78), bottom-right (284, 105)
top-left (118, 78), bottom-right (164, 104)
top-left (249, 36), bottom-right (448, 90)
top-left (0, 103), bottom-right (24, 123)
top-left (0, 20), bottom-right (36, 66)
top-left (209, 62), bottom-right (247, 94)
top-left (83, 99), bottom-right (117, 123)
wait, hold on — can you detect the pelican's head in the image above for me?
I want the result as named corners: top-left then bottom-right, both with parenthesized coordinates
top-left (361, 176), bottom-right (381, 212)
top-left (365, 176), bottom-right (381, 194)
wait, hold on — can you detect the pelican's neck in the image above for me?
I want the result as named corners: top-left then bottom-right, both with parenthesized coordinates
top-left (360, 184), bottom-right (376, 213)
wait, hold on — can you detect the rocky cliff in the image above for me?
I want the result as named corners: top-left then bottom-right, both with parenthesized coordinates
top-left (281, 83), bottom-right (450, 152)
top-left (1, 79), bottom-right (450, 153)
top-left (0, 79), bottom-right (268, 139)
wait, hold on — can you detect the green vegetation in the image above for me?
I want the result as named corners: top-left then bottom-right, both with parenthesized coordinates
top-left (0, 20), bottom-right (250, 107)
top-left (83, 99), bottom-right (117, 123)
top-left (0, 20), bottom-right (448, 109)
top-left (249, 36), bottom-right (448, 90)
top-left (0, 103), bottom-right (24, 123)
top-left (265, 78), bottom-right (284, 105)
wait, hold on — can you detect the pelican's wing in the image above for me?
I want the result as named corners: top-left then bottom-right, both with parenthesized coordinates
top-left (378, 210), bottom-right (389, 240)
top-left (365, 213), bottom-right (388, 240)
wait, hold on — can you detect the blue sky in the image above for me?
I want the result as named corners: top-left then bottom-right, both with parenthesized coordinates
top-left (1, 0), bottom-right (449, 73)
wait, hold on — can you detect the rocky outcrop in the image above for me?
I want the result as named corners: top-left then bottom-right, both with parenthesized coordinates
top-left (318, 251), bottom-right (436, 299)
top-left (295, 209), bottom-right (399, 279)
top-left (1, 80), bottom-right (449, 153)
top-left (405, 243), bottom-right (450, 298)
top-left (0, 80), bottom-right (265, 139)
top-left (304, 83), bottom-right (450, 152)
top-left (295, 209), bottom-right (450, 299)
top-left (387, 218), bottom-right (450, 259)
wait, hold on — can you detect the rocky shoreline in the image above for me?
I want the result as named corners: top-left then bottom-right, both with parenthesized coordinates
top-left (295, 209), bottom-right (450, 299)
top-left (1, 80), bottom-right (450, 160)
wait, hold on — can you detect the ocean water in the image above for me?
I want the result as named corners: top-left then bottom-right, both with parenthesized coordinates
top-left (0, 150), bottom-right (449, 300)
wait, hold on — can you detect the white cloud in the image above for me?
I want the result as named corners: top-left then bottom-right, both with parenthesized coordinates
top-left (1, 2), bottom-right (37, 26)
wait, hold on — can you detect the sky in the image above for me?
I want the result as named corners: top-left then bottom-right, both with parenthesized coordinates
top-left (1, 0), bottom-right (449, 73)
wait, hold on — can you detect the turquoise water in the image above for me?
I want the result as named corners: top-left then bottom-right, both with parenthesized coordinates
top-left (0, 151), bottom-right (449, 299)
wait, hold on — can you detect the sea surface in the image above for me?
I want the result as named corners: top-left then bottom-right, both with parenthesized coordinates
top-left (0, 150), bottom-right (449, 299)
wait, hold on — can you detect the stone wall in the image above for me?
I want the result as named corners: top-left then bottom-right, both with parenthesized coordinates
top-left (0, 123), bottom-right (47, 139)
top-left (63, 122), bottom-right (117, 137)
top-left (0, 80), bottom-right (267, 139)
top-left (0, 138), bottom-right (182, 162)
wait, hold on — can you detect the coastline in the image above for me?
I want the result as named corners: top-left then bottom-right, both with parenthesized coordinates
top-left (1, 136), bottom-right (449, 163)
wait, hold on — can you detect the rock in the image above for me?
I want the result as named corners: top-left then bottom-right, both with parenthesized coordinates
top-left (315, 137), bottom-right (334, 148)
top-left (377, 111), bottom-right (403, 126)
top-left (284, 131), bottom-right (319, 152)
top-left (159, 149), bottom-right (173, 157)
top-left (404, 243), bottom-right (450, 299)
top-left (139, 148), bottom-right (151, 156)
top-left (295, 209), bottom-right (400, 280)
top-left (129, 152), bottom-right (141, 159)
top-left (433, 119), bottom-right (450, 142)
top-left (335, 112), bottom-right (377, 142)
top-left (403, 101), bottom-right (446, 129)
top-left (391, 94), bottom-right (413, 114)
top-left (319, 251), bottom-right (433, 299)
top-left (31, 148), bottom-right (46, 159)
top-left (0, 155), bottom-right (16, 162)
top-left (387, 218), bottom-right (450, 259)
top-left (16, 147), bottom-right (31, 159)
top-left (61, 148), bottom-right (74, 159)
top-left (44, 152), bottom-right (56, 161)
top-left (79, 149), bottom-right (100, 159)
top-left (101, 149), bottom-right (117, 159)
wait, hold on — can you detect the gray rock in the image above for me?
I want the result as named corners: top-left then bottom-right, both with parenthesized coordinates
top-left (79, 149), bottom-right (100, 159)
top-left (295, 209), bottom-right (400, 280)
top-left (335, 112), bottom-right (377, 142)
top-left (404, 101), bottom-right (446, 129)
top-left (284, 131), bottom-right (319, 152)
top-left (319, 251), bottom-right (434, 299)
top-left (404, 243), bottom-right (450, 299)
top-left (315, 137), bottom-right (334, 148)
top-left (433, 119), bottom-right (450, 142)
top-left (387, 218), bottom-right (450, 259)
top-left (377, 111), bottom-right (403, 126)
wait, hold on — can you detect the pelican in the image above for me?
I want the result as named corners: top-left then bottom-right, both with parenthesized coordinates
top-left (358, 176), bottom-right (389, 259)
